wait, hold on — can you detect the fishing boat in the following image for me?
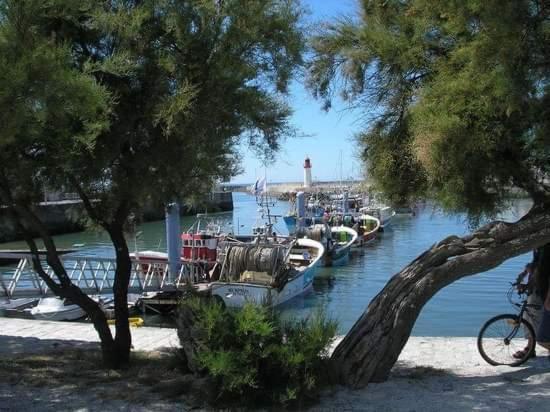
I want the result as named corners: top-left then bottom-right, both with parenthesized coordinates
top-left (359, 205), bottom-right (395, 231)
top-left (284, 193), bottom-right (325, 235)
top-left (181, 215), bottom-right (224, 269)
top-left (209, 237), bottom-right (324, 308)
top-left (296, 223), bottom-right (357, 266)
top-left (353, 214), bottom-right (381, 247)
top-left (326, 225), bottom-right (358, 265)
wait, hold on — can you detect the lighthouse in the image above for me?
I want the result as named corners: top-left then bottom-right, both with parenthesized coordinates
top-left (303, 156), bottom-right (312, 188)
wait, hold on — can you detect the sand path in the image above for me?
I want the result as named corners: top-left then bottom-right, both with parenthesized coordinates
top-left (0, 318), bottom-right (549, 411)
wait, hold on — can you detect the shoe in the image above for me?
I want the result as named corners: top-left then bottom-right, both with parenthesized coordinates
top-left (512, 349), bottom-right (536, 359)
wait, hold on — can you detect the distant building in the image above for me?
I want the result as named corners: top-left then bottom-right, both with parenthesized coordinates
top-left (303, 157), bottom-right (312, 188)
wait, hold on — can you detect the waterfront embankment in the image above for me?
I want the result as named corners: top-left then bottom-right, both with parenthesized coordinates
top-left (1, 317), bottom-right (548, 411)
top-left (0, 191), bottom-right (233, 243)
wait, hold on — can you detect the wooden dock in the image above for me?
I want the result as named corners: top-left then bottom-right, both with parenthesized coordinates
top-left (0, 317), bottom-right (179, 355)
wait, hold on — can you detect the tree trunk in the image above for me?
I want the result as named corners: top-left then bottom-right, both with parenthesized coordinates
top-left (534, 244), bottom-right (550, 299)
top-left (107, 224), bottom-right (132, 367)
top-left (0, 177), bottom-right (119, 366)
top-left (331, 206), bottom-right (550, 387)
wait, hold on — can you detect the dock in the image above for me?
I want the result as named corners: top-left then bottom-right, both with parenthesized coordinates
top-left (0, 317), bottom-right (179, 355)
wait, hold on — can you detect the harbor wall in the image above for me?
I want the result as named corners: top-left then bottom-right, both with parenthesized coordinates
top-left (0, 201), bottom-right (85, 243)
top-left (0, 191), bottom-right (233, 243)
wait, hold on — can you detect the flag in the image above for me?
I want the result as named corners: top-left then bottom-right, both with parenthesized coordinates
top-left (252, 177), bottom-right (267, 196)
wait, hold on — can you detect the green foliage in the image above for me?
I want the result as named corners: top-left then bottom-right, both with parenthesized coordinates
top-left (178, 298), bottom-right (337, 407)
top-left (0, 0), bottom-right (305, 224)
top-left (308, 0), bottom-right (550, 219)
top-left (0, 0), bottom-right (305, 365)
top-left (0, 0), bottom-right (111, 205)
top-left (359, 116), bottom-right (427, 207)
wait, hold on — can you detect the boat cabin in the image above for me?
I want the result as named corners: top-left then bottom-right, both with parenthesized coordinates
top-left (181, 233), bottom-right (218, 262)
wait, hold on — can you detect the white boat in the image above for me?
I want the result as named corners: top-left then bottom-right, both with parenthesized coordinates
top-left (210, 238), bottom-right (324, 308)
top-left (326, 226), bottom-right (358, 266)
top-left (28, 297), bottom-right (87, 321)
top-left (352, 214), bottom-right (381, 248)
top-left (130, 250), bottom-right (170, 262)
top-left (295, 223), bottom-right (357, 266)
top-left (27, 295), bottom-right (113, 321)
top-left (359, 205), bottom-right (395, 231)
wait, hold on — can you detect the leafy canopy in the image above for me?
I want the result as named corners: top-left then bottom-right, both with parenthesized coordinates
top-left (0, 0), bottom-right (110, 206)
top-left (308, 0), bottom-right (550, 217)
top-left (0, 0), bottom-right (305, 225)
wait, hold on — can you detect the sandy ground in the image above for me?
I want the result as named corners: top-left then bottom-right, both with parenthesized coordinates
top-left (318, 337), bottom-right (550, 411)
top-left (1, 319), bottom-right (549, 411)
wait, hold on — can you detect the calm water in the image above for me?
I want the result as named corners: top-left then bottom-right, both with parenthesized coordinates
top-left (1, 192), bottom-right (533, 337)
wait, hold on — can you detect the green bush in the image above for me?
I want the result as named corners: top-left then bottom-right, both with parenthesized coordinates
top-left (177, 297), bottom-right (337, 407)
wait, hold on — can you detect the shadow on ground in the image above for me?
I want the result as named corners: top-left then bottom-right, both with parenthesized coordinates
top-left (0, 335), bottom-right (99, 356)
top-left (317, 358), bottom-right (550, 411)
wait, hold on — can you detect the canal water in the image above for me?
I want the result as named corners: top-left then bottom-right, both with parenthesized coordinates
top-left (0, 192), bottom-right (533, 337)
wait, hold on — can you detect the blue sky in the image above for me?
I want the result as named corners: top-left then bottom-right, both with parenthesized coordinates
top-left (231, 0), bottom-right (364, 184)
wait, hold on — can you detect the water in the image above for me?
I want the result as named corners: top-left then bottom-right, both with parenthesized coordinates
top-left (0, 192), bottom-right (534, 337)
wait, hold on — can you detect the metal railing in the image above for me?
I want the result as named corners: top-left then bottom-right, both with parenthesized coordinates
top-left (0, 253), bottom-right (198, 299)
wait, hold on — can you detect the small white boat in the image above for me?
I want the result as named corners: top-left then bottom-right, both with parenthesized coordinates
top-left (210, 238), bottom-right (324, 308)
top-left (359, 206), bottom-right (395, 231)
top-left (27, 295), bottom-right (113, 321)
top-left (352, 214), bottom-right (381, 248)
top-left (326, 226), bottom-right (358, 266)
top-left (28, 297), bottom-right (86, 321)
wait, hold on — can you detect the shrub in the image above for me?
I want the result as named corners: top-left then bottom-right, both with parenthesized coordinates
top-left (176, 297), bottom-right (337, 407)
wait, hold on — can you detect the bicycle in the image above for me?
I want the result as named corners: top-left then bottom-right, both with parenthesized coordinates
top-left (477, 283), bottom-right (541, 366)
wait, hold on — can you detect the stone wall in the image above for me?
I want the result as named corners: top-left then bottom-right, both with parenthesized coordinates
top-left (0, 192), bottom-right (234, 243)
top-left (0, 201), bottom-right (85, 243)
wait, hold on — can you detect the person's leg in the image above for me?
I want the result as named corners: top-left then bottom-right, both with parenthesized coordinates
top-left (515, 294), bottom-right (543, 358)
top-left (536, 300), bottom-right (550, 352)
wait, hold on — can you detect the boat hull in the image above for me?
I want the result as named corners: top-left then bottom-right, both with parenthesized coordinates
top-left (29, 298), bottom-right (86, 321)
top-left (210, 265), bottom-right (317, 308)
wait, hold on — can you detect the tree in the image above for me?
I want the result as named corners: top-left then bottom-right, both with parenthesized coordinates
top-left (0, 0), bottom-right (118, 363)
top-left (0, 0), bottom-right (305, 367)
top-left (308, 0), bottom-right (550, 386)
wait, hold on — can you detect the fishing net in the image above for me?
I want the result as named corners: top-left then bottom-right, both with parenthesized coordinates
top-left (295, 224), bottom-right (331, 242)
top-left (223, 244), bottom-right (290, 288)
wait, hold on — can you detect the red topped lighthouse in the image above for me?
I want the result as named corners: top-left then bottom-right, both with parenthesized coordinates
top-left (303, 156), bottom-right (312, 188)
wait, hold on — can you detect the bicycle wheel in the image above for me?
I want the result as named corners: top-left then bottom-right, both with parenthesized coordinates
top-left (477, 314), bottom-right (536, 366)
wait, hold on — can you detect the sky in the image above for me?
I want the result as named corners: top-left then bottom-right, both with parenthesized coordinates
top-left (231, 0), bottom-right (364, 184)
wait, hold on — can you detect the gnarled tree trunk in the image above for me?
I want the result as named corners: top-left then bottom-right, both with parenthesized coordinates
top-left (332, 206), bottom-right (550, 387)
top-left (107, 224), bottom-right (132, 367)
